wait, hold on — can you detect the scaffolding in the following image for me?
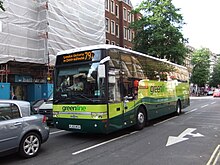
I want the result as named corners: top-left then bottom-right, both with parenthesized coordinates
top-left (0, 0), bottom-right (105, 66)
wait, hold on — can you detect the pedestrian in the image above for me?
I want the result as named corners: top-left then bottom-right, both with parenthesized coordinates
top-left (11, 92), bottom-right (17, 100)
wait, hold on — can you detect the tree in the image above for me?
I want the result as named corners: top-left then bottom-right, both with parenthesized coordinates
top-left (190, 48), bottom-right (211, 87)
top-left (209, 58), bottom-right (220, 87)
top-left (0, 0), bottom-right (5, 11)
top-left (130, 0), bottom-right (188, 65)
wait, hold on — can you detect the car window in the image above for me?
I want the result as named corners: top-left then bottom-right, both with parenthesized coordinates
top-left (0, 103), bottom-right (21, 121)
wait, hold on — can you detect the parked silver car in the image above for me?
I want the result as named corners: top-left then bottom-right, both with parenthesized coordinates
top-left (0, 100), bottom-right (49, 158)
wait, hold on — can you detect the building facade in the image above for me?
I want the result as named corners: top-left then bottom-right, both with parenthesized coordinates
top-left (105, 0), bottom-right (141, 49)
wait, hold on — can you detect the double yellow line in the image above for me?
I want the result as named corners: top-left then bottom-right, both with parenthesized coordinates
top-left (207, 145), bottom-right (220, 165)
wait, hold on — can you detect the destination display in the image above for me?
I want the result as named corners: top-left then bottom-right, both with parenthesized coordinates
top-left (57, 51), bottom-right (95, 65)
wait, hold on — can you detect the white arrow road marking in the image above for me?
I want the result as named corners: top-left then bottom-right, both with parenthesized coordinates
top-left (166, 128), bottom-right (204, 147)
top-left (166, 136), bottom-right (189, 147)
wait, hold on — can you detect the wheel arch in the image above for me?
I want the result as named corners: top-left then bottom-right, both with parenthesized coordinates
top-left (19, 130), bottom-right (43, 145)
top-left (137, 104), bottom-right (148, 121)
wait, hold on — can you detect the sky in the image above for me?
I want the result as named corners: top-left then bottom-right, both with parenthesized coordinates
top-left (130, 0), bottom-right (220, 54)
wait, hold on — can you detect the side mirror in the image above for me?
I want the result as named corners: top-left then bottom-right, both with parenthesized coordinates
top-left (97, 56), bottom-right (110, 79)
top-left (124, 96), bottom-right (133, 102)
top-left (98, 64), bottom-right (106, 78)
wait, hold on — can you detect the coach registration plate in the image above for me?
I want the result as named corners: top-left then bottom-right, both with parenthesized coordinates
top-left (69, 124), bottom-right (81, 129)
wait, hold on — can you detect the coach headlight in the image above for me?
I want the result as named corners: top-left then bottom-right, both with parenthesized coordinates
top-left (53, 111), bottom-right (59, 117)
top-left (91, 112), bottom-right (107, 119)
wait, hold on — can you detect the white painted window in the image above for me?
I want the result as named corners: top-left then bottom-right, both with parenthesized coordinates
top-left (110, 0), bottom-right (115, 14)
top-left (124, 26), bottom-right (127, 40)
top-left (128, 10), bottom-right (131, 22)
top-left (128, 29), bottom-right (131, 41)
top-left (131, 14), bottom-right (134, 22)
top-left (131, 31), bottom-right (135, 40)
top-left (105, 0), bottom-right (109, 11)
top-left (105, 18), bottom-right (110, 33)
top-left (115, 4), bottom-right (119, 18)
top-left (123, 7), bottom-right (127, 21)
top-left (111, 20), bottom-right (115, 35)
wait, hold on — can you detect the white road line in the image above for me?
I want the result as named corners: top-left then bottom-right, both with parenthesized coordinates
top-left (206, 145), bottom-right (220, 165)
top-left (185, 108), bottom-right (198, 114)
top-left (72, 131), bottom-right (138, 155)
top-left (213, 151), bottom-right (220, 165)
top-left (201, 104), bottom-right (209, 108)
top-left (211, 102), bottom-right (216, 104)
top-left (50, 130), bottom-right (65, 135)
top-left (153, 116), bottom-right (178, 126)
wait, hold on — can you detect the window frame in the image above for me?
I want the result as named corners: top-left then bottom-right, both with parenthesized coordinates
top-left (123, 7), bottom-right (127, 21)
top-left (110, 0), bottom-right (115, 14)
top-left (115, 4), bottom-right (119, 18)
top-left (111, 20), bottom-right (115, 35)
top-left (105, 18), bottom-right (110, 33)
top-left (105, 0), bottom-right (109, 11)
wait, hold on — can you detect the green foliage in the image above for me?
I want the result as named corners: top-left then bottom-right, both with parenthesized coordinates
top-left (0, 0), bottom-right (5, 11)
top-left (130, 0), bottom-right (188, 65)
top-left (190, 48), bottom-right (211, 87)
top-left (209, 58), bottom-right (220, 87)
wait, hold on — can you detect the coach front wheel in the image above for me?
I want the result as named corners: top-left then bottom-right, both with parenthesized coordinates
top-left (176, 100), bottom-right (182, 115)
top-left (135, 107), bottom-right (146, 130)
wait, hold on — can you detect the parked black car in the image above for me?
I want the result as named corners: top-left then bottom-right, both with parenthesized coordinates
top-left (31, 99), bottom-right (45, 114)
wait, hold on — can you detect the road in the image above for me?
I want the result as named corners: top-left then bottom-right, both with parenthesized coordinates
top-left (1, 96), bottom-right (220, 165)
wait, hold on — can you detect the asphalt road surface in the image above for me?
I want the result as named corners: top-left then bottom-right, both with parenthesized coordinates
top-left (1, 96), bottom-right (220, 165)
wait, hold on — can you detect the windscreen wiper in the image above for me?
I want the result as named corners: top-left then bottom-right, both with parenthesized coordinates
top-left (75, 94), bottom-right (94, 102)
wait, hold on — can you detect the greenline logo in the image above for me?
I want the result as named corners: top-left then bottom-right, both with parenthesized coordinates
top-left (150, 85), bottom-right (166, 93)
top-left (62, 105), bottom-right (86, 112)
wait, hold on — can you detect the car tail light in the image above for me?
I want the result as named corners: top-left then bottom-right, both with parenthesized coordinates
top-left (42, 115), bottom-right (47, 123)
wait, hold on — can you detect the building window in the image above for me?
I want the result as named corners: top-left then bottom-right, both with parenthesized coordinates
top-left (131, 31), bottom-right (135, 40)
top-left (131, 14), bottom-right (134, 22)
top-left (105, 18), bottom-right (110, 33)
top-left (124, 26), bottom-right (127, 40)
top-left (111, 41), bottom-right (115, 45)
top-left (105, 0), bottom-right (109, 11)
top-left (128, 10), bottom-right (131, 22)
top-left (115, 4), bottom-right (119, 18)
top-left (123, 7), bottom-right (127, 21)
top-left (128, 29), bottom-right (131, 41)
top-left (110, 0), bottom-right (114, 14)
top-left (116, 24), bottom-right (119, 38)
top-left (106, 39), bottom-right (110, 44)
top-left (111, 20), bottom-right (115, 35)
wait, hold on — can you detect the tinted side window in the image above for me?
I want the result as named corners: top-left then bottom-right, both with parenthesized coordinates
top-left (0, 103), bottom-right (20, 121)
top-left (108, 49), bottom-right (122, 102)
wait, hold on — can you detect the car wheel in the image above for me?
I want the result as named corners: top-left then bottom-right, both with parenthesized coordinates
top-left (176, 100), bottom-right (181, 115)
top-left (135, 107), bottom-right (146, 130)
top-left (19, 132), bottom-right (41, 158)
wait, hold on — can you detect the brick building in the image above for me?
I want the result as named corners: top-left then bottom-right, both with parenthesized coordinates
top-left (105, 0), bottom-right (141, 49)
